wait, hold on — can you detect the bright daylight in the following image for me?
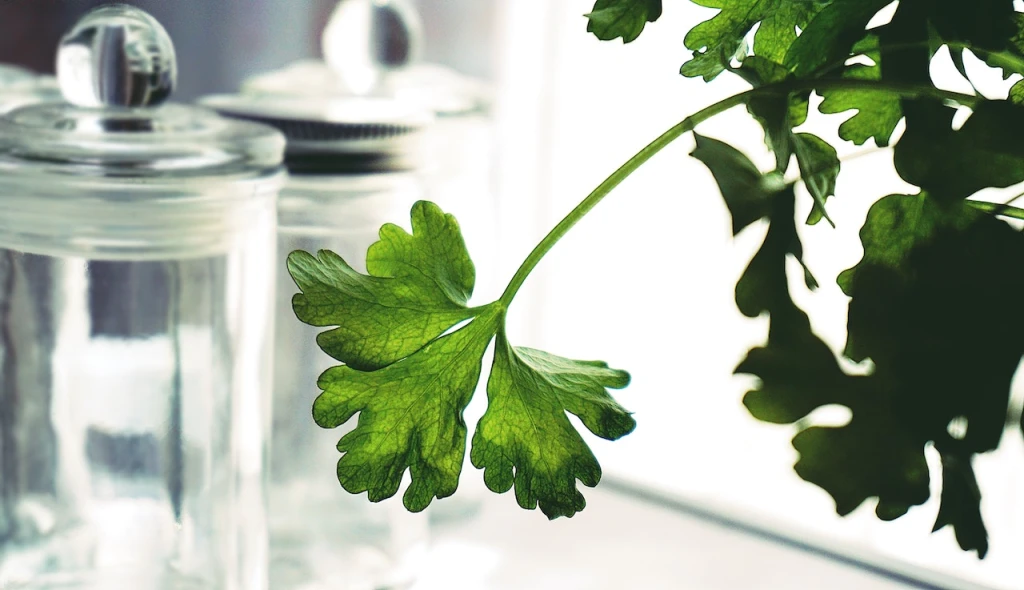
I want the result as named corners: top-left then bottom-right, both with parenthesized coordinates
top-left (0, 1), bottom-right (1022, 589)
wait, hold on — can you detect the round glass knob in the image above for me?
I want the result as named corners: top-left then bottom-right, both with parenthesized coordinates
top-left (322, 0), bottom-right (422, 94)
top-left (56, 4), bottom-right (177, 108)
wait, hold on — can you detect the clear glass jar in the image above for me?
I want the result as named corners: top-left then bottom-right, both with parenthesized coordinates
top-left (0, 6), bottom-right (285, 590)
top-left (273, 172), bottom-right (428, 590)
top-left (201, 2), bottom-right (498, 584)
top-left (201, 90), bottom-right (432, 590)
top-left (0, 65), bottom-right (60, 114)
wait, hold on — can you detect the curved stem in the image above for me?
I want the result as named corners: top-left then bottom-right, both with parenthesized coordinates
top-left (497, 79), bottom-right (979, 307)
top-left (496, 95), bottom-right (736, 306)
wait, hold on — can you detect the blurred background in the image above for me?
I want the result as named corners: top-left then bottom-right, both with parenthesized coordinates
top-left (3, 1), bottom-right (1023, 589)
top-left (0, 0), bottom-right (498, 98)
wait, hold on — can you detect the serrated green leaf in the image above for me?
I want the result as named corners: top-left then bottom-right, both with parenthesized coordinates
top-left (740, 313), bottom-right (851, 425)
top-left (680, 0), bottom-right (821, 80)
top-left (929, 0), bottom-right (1017, 54)
top-left (894, 100), bottom-right (1024, 201)
top-left (471, 333), bottom-right (633, 519)
top-left (586, 0), bottom-right (662, 43)
top-left (690, 133), bottom-right (775, 234)
top-left (736, 227), bottom-right (932, 520)
top-left (734, 55), bottom-right (810, 172)
top-left (291, 201), bottom-right (636, 519)
top-left (729, 186), bottom-right (1024, 526)
top-left (817, 35), bottom-right (903, 147)
top-left (783, 0), bottom-right (893, 77)
top-left (751, 1), bottom-right (820, 64)
top-left (734, 186), bottom-right (817, 319)
top-left (983, 13), bottom-right (1024, 79)
top-left (289, 201), bottom-right (477, 371)
top-left (314, 308), bottom-right (500, 511)
top-left (805, 192), bottom-right (1024, 549)
top-left (690, 134), bottom-right (817, 315)
top-left (934, 454), bottom-right (989, 559)
top-left (836, 194), bottom-right (970, 301)
top-left (793, 132), bottom-right (839, 226)
top-left (680, 0), bottom-right (893, 81)
top-left (1010, 79), bottom-right (1024, 104)
top-left (838, 194), bottom-right (1024, 455)
top-left (792, 410), bottom-right (931, 518)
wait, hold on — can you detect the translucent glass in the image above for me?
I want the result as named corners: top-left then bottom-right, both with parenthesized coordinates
top-left (415, 113), bottom-right (497, 528)
top-left (0, 65), bottom-right (59, 116)
top-left (271, 173), bottom-right (428, 590)
top-left (0, 181), bottom-right (278, 590)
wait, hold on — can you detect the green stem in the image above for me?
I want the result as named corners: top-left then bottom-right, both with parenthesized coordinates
top-left (810, 40), bottom-right (1024, 82)
top-left (497, 79), bottom-right (980, 308)
top-left (966, 200), bottom-right (1024, 221)
top-left (496, 98), bottom-right (736, 307)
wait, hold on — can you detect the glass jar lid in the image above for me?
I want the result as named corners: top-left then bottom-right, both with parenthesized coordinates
top-left (236, 0), bottom-right (490, 117)
top-left (0, 4), bottom-right (284, 179)
top-left (200, 91), bottom-right (431, 172)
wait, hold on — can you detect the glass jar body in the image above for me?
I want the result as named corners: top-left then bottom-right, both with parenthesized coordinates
top-left (0, 173), bottom-right (281, 590)
top-left (271, 172), bottom-right (429, 590)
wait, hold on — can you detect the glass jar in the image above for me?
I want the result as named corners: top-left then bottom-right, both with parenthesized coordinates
top-left (240, 0), bottom-right (496, 300)
top-left (228, 0), bottom-right (498, 530)
top-left (201, 89), bottom-right (432, 590)
top-left (0, 6), bottom-right (285, 590)
top-left (0, 65), bottom-right (60, 114)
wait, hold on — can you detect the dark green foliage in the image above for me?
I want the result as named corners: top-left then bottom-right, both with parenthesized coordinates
top-left (586, 0), bottom-right (662, 43)
top-left (674, 1), bottom-right (1024, 556)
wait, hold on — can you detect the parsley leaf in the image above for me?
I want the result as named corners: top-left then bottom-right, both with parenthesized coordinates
top-left (734, 184), bottom-right (818, 319)
top-left (699, 147), bottom-right (1018, 553)
top-left (585, 0), bottom-right (662, 43)
top-left (782, 0), bottom-right (891, 77)
top-left (726, 181), bottom-right (933, 521)
top-left (929, 0), bottom-right (1017, 54)
top-left (894, 100), bottom-right (1024, 201)
top-left (735, 204), bottom-right (934, 523)
top-left (793, 133), bottom-right (839, 226)
top-left (471, 332), bottom-right (633, 518)
top-left (984, 12), bottom-right (1024, 79)
top-left (837, 194), bottom-right (1024, 455)
top-left (1011, 79), bottom-right (1024, 105)
top-left (733, 55), bottom-right (808, 173)
top-left (817, 35), bottom-right (904, 146)
top-left (731, 58), bottom-right (838, 223)
top-left (832, 193), bottom-right (1024, 553)
top-left (313, 309), bottom-right (500, 510)
top-left (691, 133), bottom-right (775, 235)
top-left (690, 133), bottom-right (817, 301)
top-left (934, 454), bottom-right (988, 559)
top-left (680, 0), bottom-right (887, 81)
top-left (289, 201), bottom-right (477, 371)
top-left (290, 201), bottom-right (635, 517)
top-left (681, 0), bottom-right (780, 81)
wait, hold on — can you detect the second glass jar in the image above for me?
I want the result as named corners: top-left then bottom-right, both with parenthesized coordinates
top-left (203, 92), bottom-right (432, 590)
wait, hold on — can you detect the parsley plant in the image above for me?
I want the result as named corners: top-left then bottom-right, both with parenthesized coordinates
top-left (290, 0), bottom-right (1024, 556)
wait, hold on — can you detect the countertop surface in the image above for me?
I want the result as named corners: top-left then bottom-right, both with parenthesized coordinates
top-left (412, 479), bottom-right (998, 590)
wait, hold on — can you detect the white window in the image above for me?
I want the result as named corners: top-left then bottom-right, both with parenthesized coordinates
top-left (488, 2), bottom-right (1024, 588)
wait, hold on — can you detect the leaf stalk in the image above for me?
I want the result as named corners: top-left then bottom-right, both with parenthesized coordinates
top-left (497, 79), bottom-right (980, 307)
